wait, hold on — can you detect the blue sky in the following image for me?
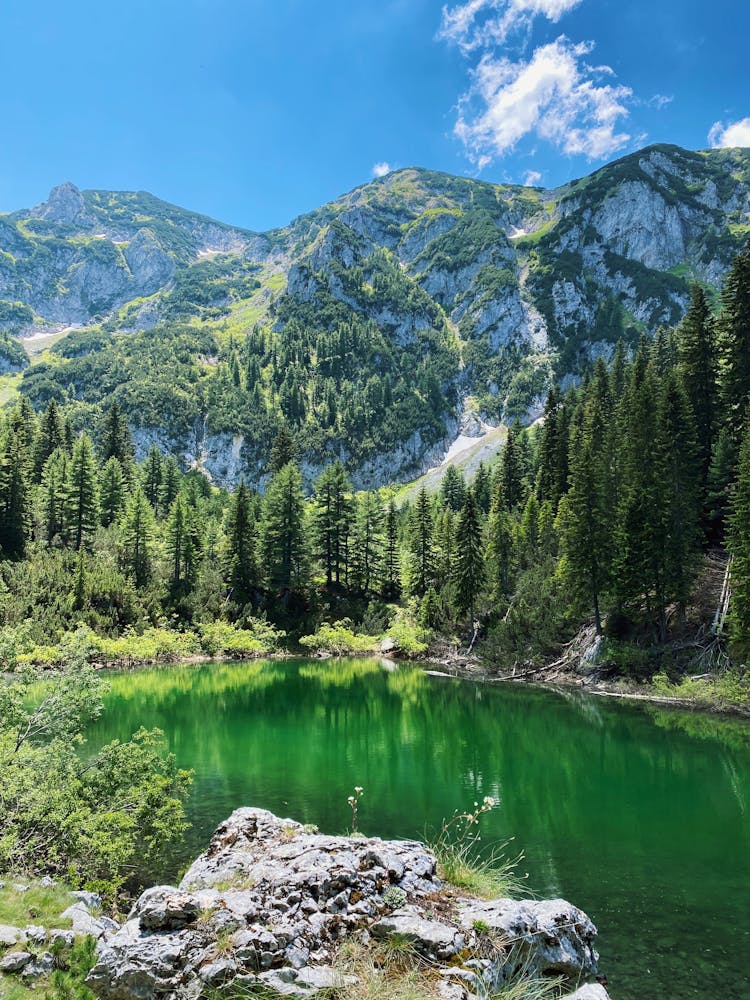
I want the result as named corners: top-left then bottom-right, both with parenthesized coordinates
top-left (1, 0), bottom-right (748, 231)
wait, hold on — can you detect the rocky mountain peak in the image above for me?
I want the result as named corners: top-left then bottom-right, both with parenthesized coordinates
top-left (38, 181), bottom-right (87, 224)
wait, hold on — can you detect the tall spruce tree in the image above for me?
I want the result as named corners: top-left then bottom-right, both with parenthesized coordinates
top-left (0, 427), bottom-right (29, 559)
top-left (718, 238), bottom-right (750, 444)
top-left (34, 399), bottom-right (66, 476)
top-left (452, 490), bottom-right (485, 622)
top-left (728, 422), bottom-right (750, 658)
top-left (382, 498), bottom-right (401, 598)
top-left (222, 481), bottom-right (259, 606)
top-left (41, 448), bottom-right (68, 544)
top-left (99, 457), bottom-right (127, 527)
top-left (121, 486), bottom-right (154, 587)
top-left (142, 446), bottom-right (163, 514)
top-left (406, 488), bottom-right (436, 597)
top-left (350, 492), bottom-right (382, 594)
top-left (269, 426), bottom-right (297, 475)
top-left (311, 462), bottom-right (352, 587)
top-left (677, 285), bottom-right (717, 484)
top-left (101, 402), bottom-right (135, 473)
top-left (64, 433), bottom-right (99, 551)
top-left (500, 424), bottom-right (525, 510)
top-left (261, 462), bottom-right (309, 591)
top-left (487, 485), bottom-right (515, 601)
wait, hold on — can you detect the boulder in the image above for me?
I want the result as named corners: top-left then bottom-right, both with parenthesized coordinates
top-left (0, 950), bottom-right (33, 972)
top-left (88, 807), bottom-right (603, 1000)
top-left (0, 924), bottom-right (25, 948)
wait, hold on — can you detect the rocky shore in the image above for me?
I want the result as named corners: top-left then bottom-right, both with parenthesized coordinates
top-left (86, 808), bottom-right (610, 999)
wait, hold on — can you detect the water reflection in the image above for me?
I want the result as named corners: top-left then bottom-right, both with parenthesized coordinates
top-left (86, 658), bottom-right (750, 1000)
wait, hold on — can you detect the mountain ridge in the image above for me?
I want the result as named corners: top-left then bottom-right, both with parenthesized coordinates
top-left (1, 142), bottom-right (749, 488)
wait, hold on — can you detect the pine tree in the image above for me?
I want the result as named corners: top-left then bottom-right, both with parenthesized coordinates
top-left (473, 461), bottom-right (492, 515)
top-left (718, 238), bottom-right (750, 445)
top-left (706, 428), bottom-right (736, 538)
top-left (382, 498), bottom-right (401, 598)
top-left (677, 285), bottom-right (717, 483)
top-left (557, 411), bottom-right (611, 635)
top-left (500, 424), bottom-right (525, 510)
top-left (121, 487), bottom-right (154, 587)
top-left (34, 399), bottom-right (67, 476)
top-left (166, 495), bottom-right (202, 594)
top-left (728, 422), bottom-right (750, 658)
top-left (0, 427), bottom-right (29, 559)
top-left (439, 466), bottom-right (466, 512)
top-left (311, 463), bottom-right (352, 587)
top-left (486, 485), bottom-right (515, 601)
top-left (73, 550), bottom-right (87, 611)
top-left (41, 448), bottom-right (68, 544)
top-left (269, 426), bottom-right (297, 475)
top-left (142, 445), bottom-right (163, 513)
top-left (222, 481), bottom-right (259, 606)
top-left (452, 491), bottom-right (485, 622)
top-left (350, 492), bottom-right (382, 594)
top-left (433, 507), bottom-right (456, 584)
top-left (519, 493), bottom-right (540, 564)
top-left (261, 462), bottom-right (309, 591)
top-left (658, 370), bottom-right (702, 620)
top-left (160, 457), bottom-right (180, 512)
top-left (101, 402), bottom-right (135, 472)
top-left (64, 433), bottom-right (99, 551)
top-left (99, 457), bottom-right (127, 527)
top-left (405, 488), bottom-right (436, 597)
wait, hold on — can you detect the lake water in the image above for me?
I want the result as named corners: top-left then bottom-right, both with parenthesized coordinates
top-left (86, 657), bottom-right (750, 999)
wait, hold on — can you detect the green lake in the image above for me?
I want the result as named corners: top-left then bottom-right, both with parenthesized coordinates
top-left (86, 657), bottom-right (750, 1000)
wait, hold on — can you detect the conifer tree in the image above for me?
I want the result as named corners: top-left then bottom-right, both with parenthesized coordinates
top-left (73, 550), bottom-right (87, 611)
top-left (222, 481), bottom-right (259, 606)
top-left (350, 492), bottom-right (382, 594)
top-left (41, 448), bottom-right (68, 544)
top-left (487, 485), bottom-right (515, 601)
top-left (557, 413), bottom-right (611, 635)
top-left (64, 433), bottom-right (99, 550)
top-left (269, 426), bottom-right (297, 475)
top-left (0, 427), bottom-right (29, 559)
top-left (142, 445), bottom-right (163, 513)
top-left (406, 488), bottom-right (436, 597)
top-left (706, 428), bottom-right (736, 538)
top-left (311, 462), bottom-right (352, 586)
top-left (433, 507), bottom-right (456, 584)
top-left (34, 399), bottom-right (67, 476)
top-left (101, 402), bottom-right (135, 473)
top-left (121, 487), bottom-right (154, 588)
top-left (500, 424), bottom-right (525, 510)
top-left (452, 490), bottom-right (485, 622)
top-left (519, 493), bottom-right (540, 564)
top-left (439, 466), bottom-right (466, 512)
top-left (261, 462), bottom-right (309, 591)
top-left (677, 285), bottom-right (717, 482)
top-left (382, 498), bottom-right (401, 598)
top-left (728, 422), bottom-right (750, 658)
top-left (718, 239), bottom-right (750, 445)
top-left (473, 462), bottom-right (492, 515)
top-left (160, 457), bottom-right (180, 511)
top-left (99, 457), bottom-right (126, 527)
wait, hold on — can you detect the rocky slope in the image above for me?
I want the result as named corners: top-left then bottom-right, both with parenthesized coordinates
top-left (86, 807), bottom-right (609, 1000)
top-left (2, 143), bottom-right (749, 486)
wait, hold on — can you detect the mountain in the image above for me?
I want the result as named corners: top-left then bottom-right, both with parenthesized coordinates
top-left (1, 143), bottom-right (749, 487)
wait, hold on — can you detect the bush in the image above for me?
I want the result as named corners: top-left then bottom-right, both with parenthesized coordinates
top-left (300, 621), bottom-right (378, 656)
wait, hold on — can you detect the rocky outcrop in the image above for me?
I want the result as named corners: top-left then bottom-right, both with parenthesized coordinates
top-left (88, 807), bottom-right (605, 1000)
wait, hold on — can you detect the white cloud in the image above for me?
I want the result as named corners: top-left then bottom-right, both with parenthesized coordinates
top-left (455, 38), bottom-right (631, 164)
top-left (372, 162), bottom-right (392, 177)
top-left (523, 169), bottom-right (543, 186)
top-left (708, 117), bottom-right (750, 149)
top-left (440, 0), bottom-right (584, 52)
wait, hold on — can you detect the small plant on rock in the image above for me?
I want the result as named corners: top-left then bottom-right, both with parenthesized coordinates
top-left (382, 885), bottom-right (407, 910)
top-left (347, 786), bottom-right (364, 835)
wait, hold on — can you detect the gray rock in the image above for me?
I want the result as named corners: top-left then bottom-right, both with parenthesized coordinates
top-left (49, 928), bottom-right (76, 948)
top-left (24, 924), bottom-right (47, 944)
top-left (457, 898), bottom-right (598, 978)
top-left (71, 889), bottom-right (102, 910)
top-left (21, 950), bottom-right (55, 978)
top-left (0, 950), bottom-right (33, 972)
top-left (563, 987), bottom-right (611, 1000)
top-left (88, 807), bottom-right (601, 1000)
top-left (0, 924), bottom-right (25, 948)
top-left (60, 901), bottom-right (117, 938)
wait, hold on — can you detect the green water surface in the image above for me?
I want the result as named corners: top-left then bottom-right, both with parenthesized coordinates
top-left (86, 658), bottom-right (750, 999)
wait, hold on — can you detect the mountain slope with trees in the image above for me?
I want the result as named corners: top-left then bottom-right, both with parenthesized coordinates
top-left (1, 144), bottom-right (749, 487)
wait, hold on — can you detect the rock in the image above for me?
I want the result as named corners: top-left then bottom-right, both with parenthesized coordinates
top-left (71, 890), bottom-right (102, 910)
top-left (88, 807), bottom-right (601, 1000)
top-left (457, 898), bottom-right (598, 979)
top-left (563, 987), bottom-right (611, 1000)
top-left (372, 906), bottom-right (463, 960)
top-left (24, 924), bottom-right (47, 944)
top-left (21, 950), bottom-right (55, 978)
top-left (60, 901), bottom-right (117, 938)
top-left (39, 875), bottom-right (56, 887)
top-left (0, 950), bottom-right (33, 972)
top-left (49, 928), bottom-right (76, 948)
top-left (38, 182), bottom-right (86, 224)
top-left (136, 887), bottom-right (204, 930)
top-left (0, 924), bottom-right (25, 948)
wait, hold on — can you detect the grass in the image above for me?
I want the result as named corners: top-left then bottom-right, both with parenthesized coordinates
top-left (0, 878), bottom-right (74, 927)
top-left (651, 669), bottom-right (750, 712)
top-left (432, 840), bottom-right (529, 900)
